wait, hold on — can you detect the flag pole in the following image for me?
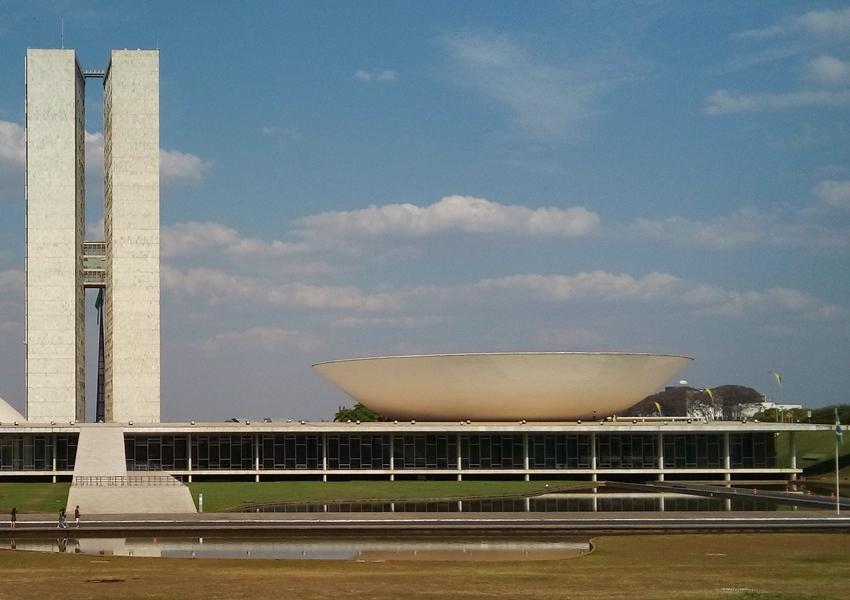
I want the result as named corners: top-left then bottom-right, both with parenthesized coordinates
top-left (835, 408), bottom-right (842, 516)
top-left (837, 440), bottom-right (841, 516)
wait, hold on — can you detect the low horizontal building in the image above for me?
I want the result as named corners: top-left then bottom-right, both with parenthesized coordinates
top-left (0, 419), bottom-right (826, 483)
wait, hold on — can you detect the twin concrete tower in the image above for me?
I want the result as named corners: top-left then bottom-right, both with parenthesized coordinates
top-left (25, 49), bottom-right (160, 424)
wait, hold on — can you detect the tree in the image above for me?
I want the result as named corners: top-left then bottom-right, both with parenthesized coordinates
top-left (333, 403), bottom-right (385, 422)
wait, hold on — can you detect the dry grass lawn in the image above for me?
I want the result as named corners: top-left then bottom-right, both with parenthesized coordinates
top-left (0, 533), bottom-right (848, 599)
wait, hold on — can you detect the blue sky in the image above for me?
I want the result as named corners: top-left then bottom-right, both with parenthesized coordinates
top-left (0, 1), bottom-right (848, 421)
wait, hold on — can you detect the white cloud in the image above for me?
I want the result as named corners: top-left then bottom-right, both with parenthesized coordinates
top-left (192, 326), bottom-right (323, 356)
top-left (354, 69), bottom-right (397, 83)
top-left (471, 271), bottom-right (678, 303)
top-left (86, 218), bottom-right (105, 240)
top-left (162, 222), bottom-right (306, 259)
top-left (162, 265), bottom-right (842, 324)
top-left (469, 272), bottom-right (841, 321)
top-left (705, 89), bottom-right (850, 114)
top-left (736, 7), bottom-right (850, 39)
top-left (0, 121), bottom-right (25, 164)
top-left (807, 55), bottom-right (850, 86)
top-left (441, 32), bottom-right (619, 141)
top-left (815, 180), bottom-right (850, 210)
top-left (162, 197), bottom-right (597, 264)
top-left (162, 265), bottom-right (402, 312)
top-left (624, 208), bottom-right (850, 252)
top-left (0, 121), bottom-right (25, 199)
top-left (797, 7), bottom-right (850, 37)
top-left (160, 149), bottom-right (211, 188)
top-left (299, 195), bottom-right (599, 238)
top-left (327, 315), bottom-right (451, 329)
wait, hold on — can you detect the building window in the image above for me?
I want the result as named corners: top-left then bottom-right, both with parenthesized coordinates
top-left (528, 434), bottom-right (591, 469)
top-left (395, 434), bottom-right (457, 469)
top-left (460, 434), bottom-right (524, 469)
top-left (125, 436), bottom-right (188, 470)
top-left (663, 434), bottom-right (723, 468)
top-left (327, 434), bottom-right (390, 469)
top-left (730, 432), bottom-right (775, 468)
top-left (0, 434), bottom-right (70, 471)
top-left (191, 435), bottom-right (254, 470)
top-left (596, 434), bottom-right (656, 469)
top-left (258, 434), bottom-right (321, 469)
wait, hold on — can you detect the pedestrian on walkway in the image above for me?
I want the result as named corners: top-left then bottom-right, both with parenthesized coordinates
top-left (74, 505), bottom-right (81, 527)
top-left (10, 507), bottom-right (16, 530)
top-left (57, 507), bottom-right (68, 529)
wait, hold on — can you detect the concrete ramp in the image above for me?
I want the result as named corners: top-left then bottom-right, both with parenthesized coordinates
top-left (67, 425), bottom-right (196, 515)
top-left (71, 424), bottom-right (127, 476)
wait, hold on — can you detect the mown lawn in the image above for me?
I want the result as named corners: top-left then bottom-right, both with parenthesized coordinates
top-left (0, 479), bottom-right (588, 514)
top-left (0, 533), bottom-right (848, 599)
top-left (776, 431), bottom-right (850, 491)
top-left (0, 483), bottom-right (70, 514)
top-left (186, 479), bottom-right (587, 512)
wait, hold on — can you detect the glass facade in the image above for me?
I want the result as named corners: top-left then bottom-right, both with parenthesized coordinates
top-left (0, 430), bottom-right (779, 477)
top-left (0, 434), bottom-right (77, 471)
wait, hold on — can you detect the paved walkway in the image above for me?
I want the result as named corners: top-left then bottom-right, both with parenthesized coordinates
top-left (4, 510), bottom-right (850, 535)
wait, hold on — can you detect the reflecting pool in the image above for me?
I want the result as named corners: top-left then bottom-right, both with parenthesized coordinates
top-left (7, 536), bottom-right (591, 561)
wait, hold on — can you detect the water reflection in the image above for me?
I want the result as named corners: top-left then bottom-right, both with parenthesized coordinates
top-left (247, 492), bottom-right (798, 514)
top-left (8, 536), bottom-right (591, 561)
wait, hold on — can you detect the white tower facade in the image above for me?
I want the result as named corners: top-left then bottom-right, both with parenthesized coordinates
top-left (25, 48), bottom-right (160, 424)
top-left (25, 49), bottom-right (87, 423)
top-left (103, 50), bottom-right (161, 423)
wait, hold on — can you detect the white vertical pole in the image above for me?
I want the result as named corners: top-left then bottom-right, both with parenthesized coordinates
top-left (836, 441), bottom-right (841, 516)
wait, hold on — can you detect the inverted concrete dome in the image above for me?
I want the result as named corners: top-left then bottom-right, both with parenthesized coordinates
top-left (314, 352), bottom-right (693, 422)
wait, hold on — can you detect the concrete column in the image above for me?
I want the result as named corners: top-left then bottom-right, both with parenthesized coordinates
top-left (322, 433), bottom-right (328, 482)
top-left (456, 432), bottom-right (462, 481)
top-left (187, 432), bottom-right (192, 483)
top-left (523, 432), bottom-right (529, 481)
top-left (254, 433), bottom-right (259, 482)
top-left (52, 433), bottom-right (57, 483)
top-left (657, 432), bottom-right (664, 481)
top-left (790, 431), bottom-right (797, 472)
top-left (723, 431), bottom-right (731, 484)
top-left (389, 433), bottom-right (395, 482)
top-left (590, 432), bottom-right (597, 483)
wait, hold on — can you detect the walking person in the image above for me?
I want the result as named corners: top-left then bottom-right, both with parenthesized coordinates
top-left (57, 507), bottom-right (68, 529)
top-left (74, 505), bottom-right (80, 527)
top-left (10, 507), bottom-right (16, 530)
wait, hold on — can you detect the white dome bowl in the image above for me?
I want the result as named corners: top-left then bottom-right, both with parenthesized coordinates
top-left (314, 352), bottom-right (692, 422)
